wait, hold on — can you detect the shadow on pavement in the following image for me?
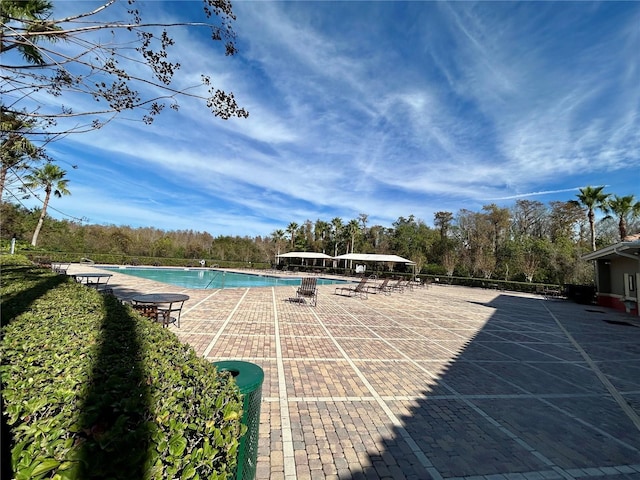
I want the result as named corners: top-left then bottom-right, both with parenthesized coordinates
top-left (345, 294), bottom-right (640, 479)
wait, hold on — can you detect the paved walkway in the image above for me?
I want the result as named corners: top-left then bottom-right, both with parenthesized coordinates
top-left (69, 265), bottom-right (640, 480)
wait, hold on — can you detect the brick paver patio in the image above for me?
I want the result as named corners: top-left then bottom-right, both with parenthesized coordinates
top-left (69, 265), bottom-right (640, 480)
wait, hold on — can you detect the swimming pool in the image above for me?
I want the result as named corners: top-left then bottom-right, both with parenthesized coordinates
top-left (99, 266), bottom-right (350, 290)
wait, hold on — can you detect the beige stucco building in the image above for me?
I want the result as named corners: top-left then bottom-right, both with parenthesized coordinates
top-left (582, 234), bottom-right (640, 316)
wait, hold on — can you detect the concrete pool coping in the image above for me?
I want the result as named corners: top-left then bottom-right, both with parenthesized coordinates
top-left (94, 264), bottom-right (356, 289)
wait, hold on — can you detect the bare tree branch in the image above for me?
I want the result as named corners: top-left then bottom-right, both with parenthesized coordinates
top-left (1, 0), bottom-right (248, 140)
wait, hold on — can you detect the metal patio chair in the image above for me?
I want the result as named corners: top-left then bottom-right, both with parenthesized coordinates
top-left (296, 277), bottom-right (318, 306)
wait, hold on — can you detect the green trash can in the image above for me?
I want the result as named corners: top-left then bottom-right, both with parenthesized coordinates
top-left (213, 360), bottom-right (264, 480)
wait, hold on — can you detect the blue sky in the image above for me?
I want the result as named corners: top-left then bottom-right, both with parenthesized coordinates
top-left (21, 1), bottom-right (640, 237)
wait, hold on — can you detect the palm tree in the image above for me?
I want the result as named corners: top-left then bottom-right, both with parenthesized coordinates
top-left (346, 219), bottom-right (360, 254)
top-left (24, 163), bottom-right (70, 246)
top-left (346, 219), bottom-right (361, 270)
top-left (607, 194), bottom-right (640, 241)
top-left (271, 229), bottom-right (285, 256)
top-left (1, 111), bottom-right (42, 203)
top-left (286, 222), bottom-right (298, 249)
top-left (331, 217), bottom-right (343, 256)
top-left (314, 220), bottom-right (330, 253)
top-left (574, 186), bottom-right (610, 251)
top-left (0, 0), bottom-right (56, 65)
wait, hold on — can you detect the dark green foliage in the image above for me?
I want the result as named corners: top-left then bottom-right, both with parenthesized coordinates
top-left (0, 202), bottom-right (271, 264)
top-left (21, 252), bottom-right (270, 270)
top-left (421, 274), bottom-right (564, 294)
top-left (4, 189), bottom-right (639, 285)
top-left (0, 258), bottom-right (244, 479)
top-left (0, 255), bottom-right (69, 327)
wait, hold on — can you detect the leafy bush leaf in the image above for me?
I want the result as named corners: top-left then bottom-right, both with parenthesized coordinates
top-left (1, 262), bottom-right (245, 479)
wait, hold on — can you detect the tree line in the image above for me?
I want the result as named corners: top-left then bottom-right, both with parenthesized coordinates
top-left (2, 187), bottom-right (638, 285)
top-left (270, 190), bottom-right (639, 284)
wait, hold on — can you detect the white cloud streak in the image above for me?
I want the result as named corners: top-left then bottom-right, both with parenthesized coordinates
top-left (20, 1), bottom-right (639, 236)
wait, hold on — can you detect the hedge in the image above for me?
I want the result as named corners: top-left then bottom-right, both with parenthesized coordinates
top-left (19, 251), bottom-right (270, 271)
top-left (1, 256), bottom-right (245, 479)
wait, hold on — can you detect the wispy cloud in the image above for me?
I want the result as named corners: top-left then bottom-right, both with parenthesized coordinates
top-left (18, 1), bottom-right (639, 236)
top-left (488, 187), bottom-right (585, 201)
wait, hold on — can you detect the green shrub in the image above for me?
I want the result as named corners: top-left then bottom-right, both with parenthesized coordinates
top-left (16, 251), bottom-right (270, 271)
top-left (420, 273), bottom-right (561, 294)
top-left (1, 261), bottom-right (245, 479)
top-left (0, 253), bottom-right (32, 266)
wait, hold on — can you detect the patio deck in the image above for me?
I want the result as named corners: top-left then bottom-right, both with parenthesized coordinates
top-left (69, 265), bottom-right (640, 480)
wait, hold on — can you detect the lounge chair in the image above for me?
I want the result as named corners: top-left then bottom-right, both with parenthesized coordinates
top-left (388, 278), bottom-right (409, 293)
top-left (364, 278), bottom-right (391, 295)
top-left (296, 277), bottom-right (318, 306)
top-left (335, 277), bottom-right (369, 299)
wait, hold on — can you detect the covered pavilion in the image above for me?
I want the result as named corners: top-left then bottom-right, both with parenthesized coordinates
top-left (276, 251), bottom-right (417, 275)
top-left (276, 251), bottom-right (333, 261)
top-left (276, 251), bottom-right (333, 268)
top-left (333, 253), bottom-right (416, 275)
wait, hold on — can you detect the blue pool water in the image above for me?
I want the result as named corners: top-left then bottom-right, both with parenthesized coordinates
top-left (99, 266), bottom-right (349, 290)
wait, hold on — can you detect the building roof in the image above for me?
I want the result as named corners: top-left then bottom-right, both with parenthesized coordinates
top-left (277, 252), bottom-right (416, 264)
top-left (581, 240), bottom-right (640, 261)
top-left (333, 253), bottom-right (416, 264)
top-left (276, 251), bottom-right (333, 259)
